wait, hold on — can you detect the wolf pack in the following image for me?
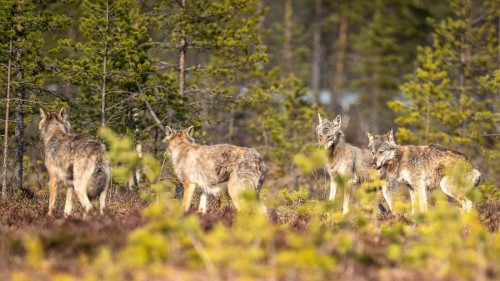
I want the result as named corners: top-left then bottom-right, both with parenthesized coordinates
top-left (38, 108), bottom-right (482, 218)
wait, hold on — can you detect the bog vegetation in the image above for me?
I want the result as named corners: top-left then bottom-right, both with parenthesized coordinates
top-left (0, 0), bottom-right (499, 280)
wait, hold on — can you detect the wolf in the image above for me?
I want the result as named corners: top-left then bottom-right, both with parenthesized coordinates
top-left (163, 126), bottom-right (267, 213)
top-left (39, 108), bottom-right (111, 218)
top-left (316, 114), bottom-right (373, 214)
top-left (367, 130), bottom-right (481, 213)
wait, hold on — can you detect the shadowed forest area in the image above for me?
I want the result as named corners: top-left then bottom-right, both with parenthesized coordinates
top-left (0, 0), bottom-right (499, 280)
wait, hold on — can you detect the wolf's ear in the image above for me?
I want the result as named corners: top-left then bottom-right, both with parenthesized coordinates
top-left (386, 129), bottom-right (395, 144)
top-left (367, 132), bottom-right (374, 143)
top-left (163, 126), bottom-right (174, 142)
top-left (58, 107), bottom-right (68, 121)
top-left (333, 115), bottom-right (342, 128)
top-left (165, 126), bottom-right (174, 136)
top-left (39, 108), bottom-right (49, 120)
top-left (184, 126), bottom-right (194, 139)
top-left (318, 113), bottom-right (323, 124)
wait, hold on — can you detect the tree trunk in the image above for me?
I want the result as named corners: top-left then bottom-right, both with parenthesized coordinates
top-left (459, 0), bottom-right (472, 138)
top-left (13, 55), bottom-right (25, 193)
top-left (179, 0), bottom-right (187, 96)
top-left (2, 35), bottom-right (13, 198)
top-left (331, 18), bottom-right (348, 113)
top-left (311, 0), bottom-right (322, 104)
top-left (101, 0), bottom-right (109, 127)
top-left (283, 0), bottom-right (292, 76)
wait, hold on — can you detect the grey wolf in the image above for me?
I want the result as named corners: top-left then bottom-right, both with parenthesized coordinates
top-left (39, 108), bottom-right (111, 218)
top-left (163, 126), bottom-right (267, 213)
top-left (367, 130), bottom-right (481, 213)
top-left (316, 114), bottom-right (372, 214)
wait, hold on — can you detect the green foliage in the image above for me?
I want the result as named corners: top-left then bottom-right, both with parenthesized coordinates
top-left (257, 75), bottom-right (321, 166)
top-left (389, 0), bottom-right (499, 182)
top-left (293, 148), bottom-right (327, 175)
top-left (98, 127), bottom-right (164, 199)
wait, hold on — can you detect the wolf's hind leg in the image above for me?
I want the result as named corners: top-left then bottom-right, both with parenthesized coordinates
top-left (227, 186), bottom-right (242, 211)
top-left (64, 187), bottom-right (74, 218)
top-left (440, 176), bottom-right (472, 212)
top-left (99, 185), bottom-right (108, 215)
top-left (74, 171), bottom-right (93, 218)
top-left (47, 176), bottom-right (58, 216)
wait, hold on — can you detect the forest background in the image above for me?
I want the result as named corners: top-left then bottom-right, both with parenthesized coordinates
top-left (0, 0), bottom-right (499, 280)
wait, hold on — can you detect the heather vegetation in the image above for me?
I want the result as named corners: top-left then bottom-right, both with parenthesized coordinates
top-left (0, 0), bottom-right (499, 280)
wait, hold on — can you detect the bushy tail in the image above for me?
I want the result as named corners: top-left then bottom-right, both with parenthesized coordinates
top-left (256, 161), bottom-right (268, 194)
top-left (87, 157), bottom-right (111, 200)
top-left (472, 172), bottom-right (482, 188)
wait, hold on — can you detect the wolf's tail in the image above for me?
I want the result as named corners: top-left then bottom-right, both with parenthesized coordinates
top-left (472, 170), bottom-right (482, 188)
top-left (87, 157), bottom-right (111, 200)
top-left (256, 160), bottom-right (268, 193)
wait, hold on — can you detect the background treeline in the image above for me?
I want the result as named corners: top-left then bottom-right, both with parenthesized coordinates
top-left (0, 0), bottom-right (498, 198)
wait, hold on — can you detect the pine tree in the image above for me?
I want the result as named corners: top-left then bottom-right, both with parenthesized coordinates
top-left (58, 0), bottom-right (153, 134)
top-left (0, 0), bottom-right (67, 196)
top-left (389, 0), bottom-right (499, 181)
top-left (352, 0), bottom-right (435, 135)
top-left (151, 0), bottom-right (269, 142)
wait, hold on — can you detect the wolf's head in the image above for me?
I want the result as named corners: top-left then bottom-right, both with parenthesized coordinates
top-left (39, 108), bottom-right (71, 138)
top-left (316, 114), bottom-right (343, 149)
top-left (367, 130), bottom-right (397, 170)
top-left (162, 126), bottom-right (195, 149)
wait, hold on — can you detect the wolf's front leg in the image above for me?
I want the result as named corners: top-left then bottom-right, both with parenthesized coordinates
top-left (329, 176), bottom-right (337, 201)
top-left (63, 187), bottom-right (74, 218)
top-left (409, 188), bottom-right (417, 215)
top-left (47, 176), bottom-right (58, 216)
top-left (342, 184), bottom-right (352, 214)
top-left (382, 182), bottom-right (395, 212)
top-left (416, 185), bottom-right (428, 213)
top-left (181, 183), bottom-right (196, 213)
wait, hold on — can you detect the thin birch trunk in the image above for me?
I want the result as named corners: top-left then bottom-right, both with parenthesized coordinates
top-left (459, 0), bottom-right (471, 138)
top-left (179, 0), bottom-right (187, 96)
top-left (311, 0), bottom-right (322, 104)
top-left (2, 35), bottom-right (14, 198)
top-left (331, 18), bottom-right (347, 112)
top-left (101, 0), bottom-right (109, 127)
top-left (13, 48), bottom-right (25, 193)
top-left (283, 0), bottom-right (292, 76)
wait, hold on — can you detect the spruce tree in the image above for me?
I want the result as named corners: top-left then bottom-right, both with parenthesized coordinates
top-left (352, 0), bottom-right (434, 135)
top-left (0, 0), bottom-right (67, 196)
top-left (389, 0), bottom-right (499, 181)
top-left (151, 0), bottom-right (269, 142)
top-left (59, 0), bottom-right (148, 133)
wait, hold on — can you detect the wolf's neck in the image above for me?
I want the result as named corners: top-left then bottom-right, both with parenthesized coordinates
top-left (385, 145), bottom-right (403, 171)
top-left (168, 142), bottom-right (196, 163)
top-left (43, 129), bottom-right (71, 146)
top-left (328, 136), bottom-right (346, 156)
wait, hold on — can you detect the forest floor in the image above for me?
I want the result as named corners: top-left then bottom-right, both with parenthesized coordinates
top-left (0, 189), bottom-right (498, 280)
